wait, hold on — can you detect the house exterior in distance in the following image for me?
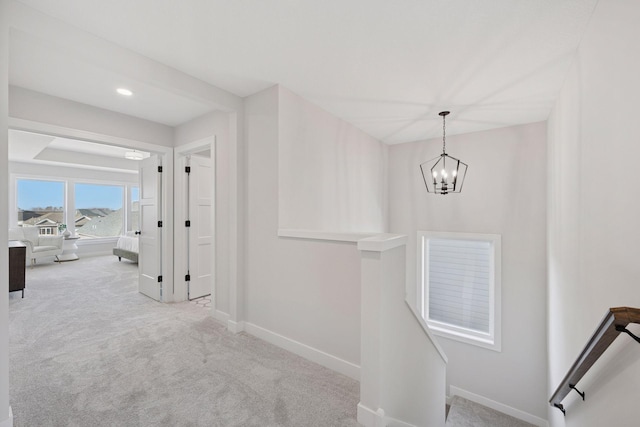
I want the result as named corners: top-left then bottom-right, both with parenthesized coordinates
top-left (18, 209), bottom-right (106, 236)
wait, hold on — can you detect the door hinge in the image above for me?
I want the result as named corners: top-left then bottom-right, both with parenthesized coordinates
top-left (185, 166), bottom-right (191, 174)
top-left (158, 275), bottom-right (163, 283)
top-left (158, 220), bottom-right (163, 227)
top-left (185, 220), bottom-right (191, 227)
top-left (185, 274), bottom-right (191, 282)
top-left (158, 166), bottom-right (163, 173)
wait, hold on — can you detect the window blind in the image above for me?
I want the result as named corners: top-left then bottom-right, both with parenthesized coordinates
top-left (427, 238), bottom-right (492, 334)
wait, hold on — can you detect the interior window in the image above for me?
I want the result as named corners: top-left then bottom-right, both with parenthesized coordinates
top-left (418, 231), bottom-right (502, 351)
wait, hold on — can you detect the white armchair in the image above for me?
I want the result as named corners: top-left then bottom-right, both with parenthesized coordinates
top-left (9, 227), bottom-right (64, 267)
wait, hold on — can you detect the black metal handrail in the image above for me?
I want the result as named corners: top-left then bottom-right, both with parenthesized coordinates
top-left (549, 307), bottom-right (640, 415)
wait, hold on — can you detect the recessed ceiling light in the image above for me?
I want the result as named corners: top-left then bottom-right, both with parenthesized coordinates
top-left (116, 88), bottom-right (133, 96)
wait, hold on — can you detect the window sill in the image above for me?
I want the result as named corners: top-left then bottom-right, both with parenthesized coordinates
top-left (278, 229), bottom-right (379, 243)
top-left (76, 237), bottom-right (119, 246)
top-left (428, 323), bottom-right (501, 352)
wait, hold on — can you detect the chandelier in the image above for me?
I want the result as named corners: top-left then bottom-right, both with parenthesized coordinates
top-left (419, 111), bottom-right (468, 195)
top-left (124, 150), bottom-right (144, 160)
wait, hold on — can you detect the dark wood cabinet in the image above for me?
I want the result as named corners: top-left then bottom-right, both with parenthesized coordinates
top-left (9, 241), bottom-right (26, 298)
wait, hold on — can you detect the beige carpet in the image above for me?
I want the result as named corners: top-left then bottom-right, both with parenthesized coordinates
top-left (446, 396), bottom-right (536, 427)
top-left (8, 256), bottom-right (360, 427)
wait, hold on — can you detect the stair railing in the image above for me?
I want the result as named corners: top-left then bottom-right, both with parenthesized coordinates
top-left (549, 307), bottom-right (640, 415)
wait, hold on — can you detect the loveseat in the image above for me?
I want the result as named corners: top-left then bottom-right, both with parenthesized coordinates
top-left (8, 227), bottom-right (64, 267)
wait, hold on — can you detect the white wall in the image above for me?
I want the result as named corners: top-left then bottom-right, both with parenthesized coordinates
top-left (244, 85), bottom-right (382, 377)
top-left (388, 122), bottom-right (548, 423)
top-left (7, 85), bottom-right (179, 300)
top-left (9, 86), bottom-right (174, 147)
top-left (175, 112), bottom-right (232, 316)
top-left (278, 86), bottom-right (387, 233)
top-left (547, 0), bottom-right (640, 426)
top-left (0, 0), bottom-right (11, 424)
top-left (359, 236), bottom-right (447, 427)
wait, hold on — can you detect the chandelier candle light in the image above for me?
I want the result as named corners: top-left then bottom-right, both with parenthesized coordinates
top-left (419, 111), bottom-right (468, 195)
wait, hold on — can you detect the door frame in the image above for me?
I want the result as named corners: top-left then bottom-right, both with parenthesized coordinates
top-left (173, 136), bottom-right (216, 304)
top-left (9, 118), bottom-right (175, 302)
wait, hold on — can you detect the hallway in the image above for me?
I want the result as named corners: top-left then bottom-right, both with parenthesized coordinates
top-left (8, 256), bottom-right (359, 426)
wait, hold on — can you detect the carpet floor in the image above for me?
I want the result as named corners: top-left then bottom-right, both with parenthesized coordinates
top-left (446, 396), bottom-right (536, 427)
top-left (9, 256), bottom-right (360, 427)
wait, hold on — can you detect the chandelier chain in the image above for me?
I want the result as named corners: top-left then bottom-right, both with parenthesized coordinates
top-left (442, 113), bottom-right (446, 154)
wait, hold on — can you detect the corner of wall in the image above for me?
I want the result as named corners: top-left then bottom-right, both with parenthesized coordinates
top-left (0, 407), bottom-right (12, 427)
top-left (1, 0), bottom-right (11, 421)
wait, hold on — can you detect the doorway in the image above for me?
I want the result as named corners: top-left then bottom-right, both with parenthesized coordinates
top-left (174, 137), bottom-right (216, 303)
top-left (7, 125), bottom-right (175, 302)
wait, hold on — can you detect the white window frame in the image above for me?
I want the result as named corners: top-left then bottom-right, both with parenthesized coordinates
top-left (12, 174), bottom-right (138, 241)
top-left (417, 230), bottom-right (502, 352)
top-left (127, 185), bottom-right (139, 232)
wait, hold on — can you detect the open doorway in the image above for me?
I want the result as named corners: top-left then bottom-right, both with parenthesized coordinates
top-left (7, 129), bottom-right (170, 302)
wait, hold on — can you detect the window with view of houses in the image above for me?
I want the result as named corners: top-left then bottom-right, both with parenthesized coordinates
top-left (16, 178), bottom-right (138, 239)
top-left (17, 179), bottom-right (65, 235)
top-left (75, 183), bottom-right (123, 238)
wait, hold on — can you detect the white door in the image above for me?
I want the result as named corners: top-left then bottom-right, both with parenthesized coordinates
top-left (188, 154), bottom-right (213, 300)
top-left (138, 154), bottom-right (162, 301)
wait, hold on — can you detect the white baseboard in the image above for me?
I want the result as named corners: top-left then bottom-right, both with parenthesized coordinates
top-left (449, 386), bottom-right (548, 427)
top-left (356, 404), bottom-right (417, 427)
top-left (227, 319), bottom-right (245, 334)
top-left (385, 416), bottom-right (417, 427)
top-left (357, 403), bottom-right (384, 427)
top-left (243, 321), bottom-right (360, 381)
top-left (214, 310), bottom-right (229, 324)
top-left (0, 406), bottom-right (13, 427)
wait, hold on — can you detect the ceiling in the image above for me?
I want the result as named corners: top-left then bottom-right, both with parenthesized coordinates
top-left (9, 130), bottom-right (149, 173)
top-left (10, 0), bottom-right (599, 144)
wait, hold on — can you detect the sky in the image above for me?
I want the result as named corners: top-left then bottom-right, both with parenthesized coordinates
top-left (17, 179), bottom-right (138, 211)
